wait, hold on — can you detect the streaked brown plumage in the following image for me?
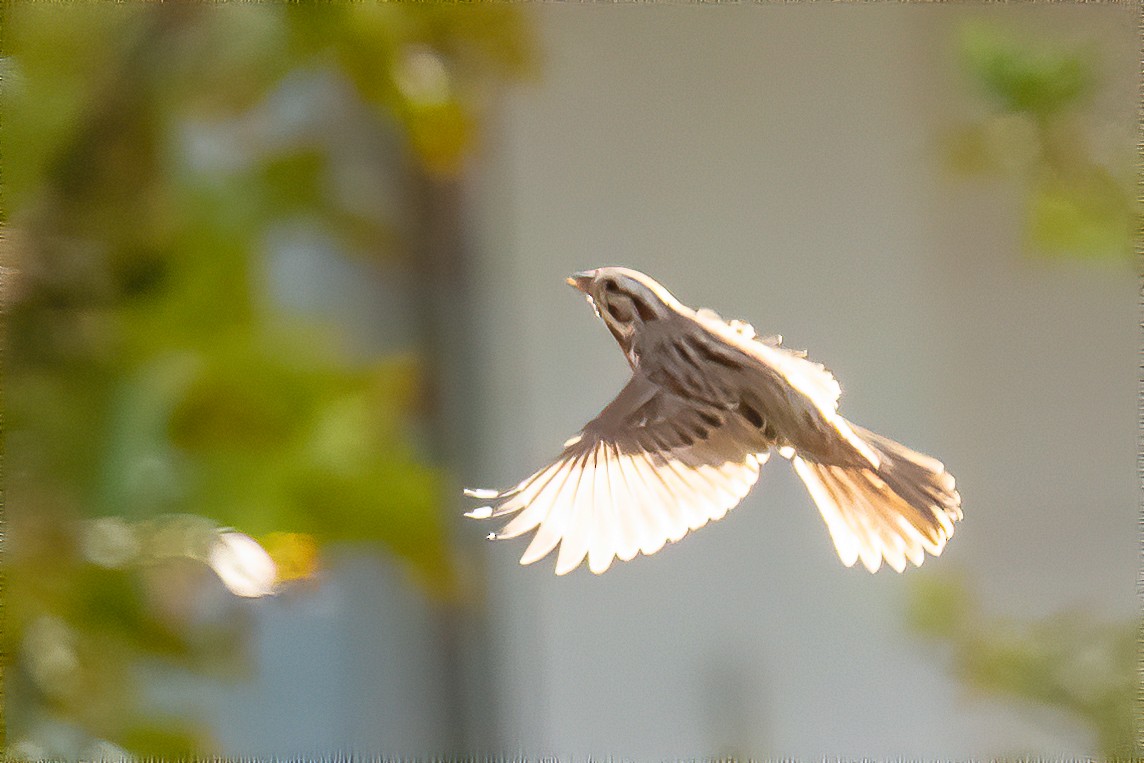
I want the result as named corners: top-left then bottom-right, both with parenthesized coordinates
top-left (465, 267), bottom-right (962, 575)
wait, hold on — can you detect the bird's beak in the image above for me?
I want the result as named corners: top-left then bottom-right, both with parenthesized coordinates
top-left (566, 270), bottom-right (597, 293)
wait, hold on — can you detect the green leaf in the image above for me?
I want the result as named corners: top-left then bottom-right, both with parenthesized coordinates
top-left (1026, 167), bottom-right (1135, 261)
top-left (960, 22), bottom-right (1094, 118)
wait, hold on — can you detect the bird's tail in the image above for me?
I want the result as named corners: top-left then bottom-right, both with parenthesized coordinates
top-left (790, 423), bottom-right (962, 573)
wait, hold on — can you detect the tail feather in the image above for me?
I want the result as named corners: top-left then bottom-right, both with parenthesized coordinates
top-left (791, 422), bottom-right (962, 573)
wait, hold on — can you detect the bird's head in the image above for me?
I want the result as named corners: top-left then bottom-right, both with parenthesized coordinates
top-left (567, 267), bottom-right (679, 354)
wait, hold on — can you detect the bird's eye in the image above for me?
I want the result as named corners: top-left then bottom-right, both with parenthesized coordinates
top-left (604, 280), bottom-right (620, 294)
top-left (606, 299), bottom-right (634, 324)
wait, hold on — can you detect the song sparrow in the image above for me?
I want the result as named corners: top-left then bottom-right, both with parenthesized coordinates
top-left (466, 267), bottom-right (961, 576)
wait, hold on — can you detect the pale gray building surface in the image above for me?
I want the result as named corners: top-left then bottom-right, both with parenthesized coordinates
top-left (209, 4), bottom-right (1136, 759)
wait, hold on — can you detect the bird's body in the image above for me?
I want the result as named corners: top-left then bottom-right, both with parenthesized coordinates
top-left (466, 267), bottom-right (961, 575)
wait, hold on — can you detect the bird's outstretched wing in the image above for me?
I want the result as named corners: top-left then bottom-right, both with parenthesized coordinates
top-left (465, 371), bottom-right (773, 575)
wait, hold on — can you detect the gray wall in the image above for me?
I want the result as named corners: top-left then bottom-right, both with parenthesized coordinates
top-left (466, 4), bottom-right (1136, 758)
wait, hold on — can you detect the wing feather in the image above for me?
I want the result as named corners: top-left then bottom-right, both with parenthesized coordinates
top-left (519, 451), bottom-right (589, 564)
top-left (553, 448), bottom-right (597, 574)
top-left (640, 451), bottom-right (690, 543)
top-left (610, 448), bottom-right (648, 561)
top-left (648, 449), bottom-right (707, 528)
top-left (495, 457), bottom-right (577, 539)
top-left (629, 451), bottom-right (674, 555)
top-left (587, 444), bottom-right (619, 573)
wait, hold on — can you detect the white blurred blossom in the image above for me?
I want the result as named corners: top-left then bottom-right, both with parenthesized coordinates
top-left (208, 530), bottom-right (277, 598)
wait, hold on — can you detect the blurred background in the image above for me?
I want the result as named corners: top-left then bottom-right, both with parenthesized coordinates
top-left (1, 3), bottom-right (1137, 760)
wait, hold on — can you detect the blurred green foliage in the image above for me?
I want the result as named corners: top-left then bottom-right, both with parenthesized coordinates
top-left (926, 22), bottom-right (1139, 758)
top-left (1, 3), bottom-right (530, 757)
top-left (960, 22), bottom-right (1093, 119)
top-left (907, 573), bottom-right (1141, 759)
top-left (945, 22), bottom-right (1137, 263)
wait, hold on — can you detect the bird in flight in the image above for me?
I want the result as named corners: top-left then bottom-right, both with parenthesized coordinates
top-left (465, 267), bottom-right (961, 576)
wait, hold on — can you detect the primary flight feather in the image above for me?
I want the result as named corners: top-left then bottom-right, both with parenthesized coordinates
top-left (465, 267), bottom-right (962, 575)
